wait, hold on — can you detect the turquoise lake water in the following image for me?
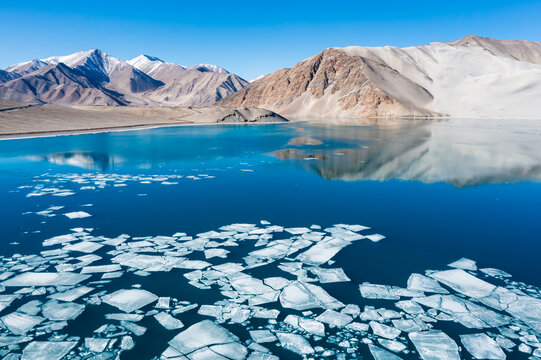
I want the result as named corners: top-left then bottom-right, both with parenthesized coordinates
top-left (0, 119), bottom-right (539, 359)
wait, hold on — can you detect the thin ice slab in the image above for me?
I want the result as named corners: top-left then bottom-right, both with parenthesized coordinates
top-left (276, 332), bottom-right (314, 355)
top-left (154, 312), bottom-right (184, 330)
top-left (42, 300), bottom-right (85, 321)
top-left (102, 289), bottom-right (158, 313)
top-left (64, 211), bottom-right (92, 219)
top-left (409, 331), bottom-right (460, 360)
top-left (2, 272), bottom-right (90, 287)
top-left (430, 269), bottom-right (495, 298)
top-left (460, 333), bottom-right (506, 359)
top-left (1, 312), bottom-right (45, 335)
top-left (22, 341), bottom-right (77, 360)
top-left (168, 320), bottom-right (241, 355)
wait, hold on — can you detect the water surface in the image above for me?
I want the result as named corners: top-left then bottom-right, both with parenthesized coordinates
top-left (0, 118), bottom-right (539, 359)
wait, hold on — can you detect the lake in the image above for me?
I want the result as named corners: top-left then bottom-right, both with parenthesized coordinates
top-left (0, 118), bottom-right (539, 359)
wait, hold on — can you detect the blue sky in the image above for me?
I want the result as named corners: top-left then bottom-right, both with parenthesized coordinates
top-left (1, 0), bottom-right (540, 80)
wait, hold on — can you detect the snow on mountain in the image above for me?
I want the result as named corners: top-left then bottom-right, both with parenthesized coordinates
top-left (187, 64), bottom-right (229, 74)
top-left (127, 54), bottom-right (186, 81)
top-left (1, 50), bottom-right (247, 106)
top-left (4, 59), bottom-right (49, 75)
top-left (126, 54), bottom-right (247, 106)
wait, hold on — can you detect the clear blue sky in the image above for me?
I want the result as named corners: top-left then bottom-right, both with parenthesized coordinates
top-left (1, 0), bottom-right (540, 80)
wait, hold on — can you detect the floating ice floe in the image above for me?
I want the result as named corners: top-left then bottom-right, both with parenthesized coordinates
top-left (407, 273), bottom-right (448, 294)
top-left (409, 331), bottom-right (460, 360)
top-left (42, 300), bottom-right (85, 321)
top-left (21, 341), bottom-right (77, 360)
top-left (167, 320), bottom-right (245, 358)
top-left (448, 257), bottom-right (478, 271)
top-left (64, 211), bottom-right (92, 219)
top-left (1, 312), bottom-right (44, 335)
top-left (280, 281), bottom-right (343, 310)
top-left (249, 330), bottom-right (277, 343)
top-left (2, 272), bottom-right (90, 287)
top-left (102, 289), bottom-right (158, 313)
top-left (2, 219), bottom-right (540, 360)
top-left (368, 344), bottom-right (403, 360)
top-left (154, 312), bottom-right (184, 330)
top-left (460, 333), bottom-right (506, 359)
top-left (276, 332), bottom-right (314, 355)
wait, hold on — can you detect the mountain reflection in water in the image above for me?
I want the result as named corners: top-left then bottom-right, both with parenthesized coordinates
top-left (275, 118), bottom-right (541, 187)
top-left (27, 151), bottom-right (115, 171)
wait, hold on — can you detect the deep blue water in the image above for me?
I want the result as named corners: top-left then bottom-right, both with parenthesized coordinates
top-left (0, 119), bottom-right (540, 359)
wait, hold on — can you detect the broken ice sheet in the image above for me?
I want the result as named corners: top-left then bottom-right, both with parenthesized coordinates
top-left (121, 320), bottom-right (147, 336)
top-left (448, 257), bottom-right (477, 271)
top-left (85, 337), bottom-right (110, 352)
top-left (359, 283), bottom-right (399, 300)
top-left (81, 264), bottom-right (121, 273)
top-left (65, 241), bottom-right (103, 253)
top-left (308, 267), bottom-right (350, 283)
top-left (250, 330), bottom-right (278, 343)
top-left (368, 344), bottom-right (403, 360)
top-left (460, 333), bottom-right (506, 359)
top-left (168, 320), bottom-right (243, 356)
top-left (409, 331), bottom-right (460, 360)
top-left (279, 281), bottom-right (344, 310)
top-left (369, 321), bottom-right (401, 339)
top-left (2, 272), bottom-right (90, 287)
top-left (64, 211), bottom-right (92, 219)
top-left (22, 341), bottom-right (78, 360)
top-left (1, 312), bottom-right (45, 335)
top-left (42, 300), bottom-right (85, 321)
top-left (154, 312), bottom-right (184, 330)
top-left (276, 332), bottom-right (314, 355)
top-left (316, 309), bottom-right (352, 328)
top-left (429, 269), bottom-right (496, 298)
top-left (102, 289), bottom-right (158, 313)
top-left (407, 273), bottom-right (448, 294)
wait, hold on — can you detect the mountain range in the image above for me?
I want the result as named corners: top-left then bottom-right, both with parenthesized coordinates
top-left (0, 50), bottom-right (247, 106)
top-left (2, 36), bottom-right (541, 118)
top-left (221, 35), bottom-right (541, 118)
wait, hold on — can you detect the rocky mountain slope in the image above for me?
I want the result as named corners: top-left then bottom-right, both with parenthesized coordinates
top-left (127, 55), bottom-right (246, 106)
top-left (0, 50), bottom-right (247, 106)
top-left (221, 35), bottom-right (541, 118)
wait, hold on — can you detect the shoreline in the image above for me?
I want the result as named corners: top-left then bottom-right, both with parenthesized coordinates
top-left (0, 104), bottom-right (290, 141)
top-left (0, 120), bottom-right (296, 141)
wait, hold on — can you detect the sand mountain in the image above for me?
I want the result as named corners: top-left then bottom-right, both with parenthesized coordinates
top-left (0, 50), bottom-right (247, 106)
top-left (221, 35), bottom-right (541, 118)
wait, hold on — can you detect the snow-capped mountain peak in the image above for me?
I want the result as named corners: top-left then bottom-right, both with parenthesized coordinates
top-left (1, 49), bottom-right (248, 106)
top-left (127, 54), bottom-right (169, 74)
top-left (188, 63), bottom-right (229, 74)
top-left (4, 59), bottom-right (49, 75)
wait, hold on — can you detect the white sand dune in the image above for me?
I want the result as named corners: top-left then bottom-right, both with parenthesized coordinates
top-left (222, 35), bottom-right (541, 119)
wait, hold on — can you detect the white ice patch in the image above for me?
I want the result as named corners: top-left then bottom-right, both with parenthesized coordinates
top-left (102, 289), bottom-right (158, 313)
top-left (21, 341), bottom-right (77, 360)
top-left (64, 211), bottom-right (92, 219)
top-left (409, 331), bottom-right (460, 360)
top-left (276, 332), bottom-right (314, 355)
top-left (154, 312), bottom-right (184, 330)
top-left (168, 320), bottom-right (242, 356)
top-left (460, 333), bottom-right (506, 359)
top-left (280, 281), bottom-right (344, 310)
top-left (2, 272), bottom-right (90, 287)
